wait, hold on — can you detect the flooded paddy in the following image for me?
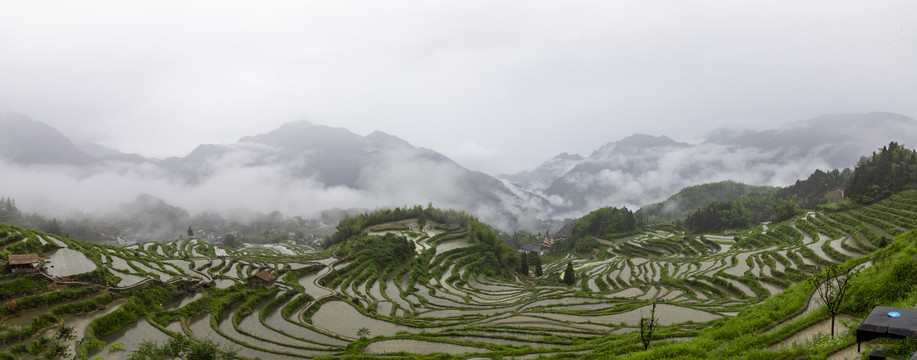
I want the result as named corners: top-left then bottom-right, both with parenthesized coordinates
top-left (163, 292), bottom-right (203, 311)
top-left (88, 317), bottom-right (170, 360)
top-left (435, 239), bottom-right (473, 254)
top-left (46, 248), bottom-right (97, 277)
top-left (186, 313), bottom-right (303, 360)
top-left (263, 298), bottom-right (348, 346)
top-left (610, 288), bottom-right (642, 298)
top-left (112, 269), bottom-right (147, 287)
top-left (214, 278), bottom-right (237, 288)
top-left (364, 339), bottom-right (488, 355)
top-left (165, 259), bottom-right (193, 272)
top-left (131, 261), bottom-right (171, 281)
top-left (830, 237), bottom-right (862, 257)
top-left (298, 267), bottom-right (333, 297)
top-left (109, 256), bottom-right (131, 271)
top-left (7, 205), bottom-right (904, 359)
top-left (310, 301), bottom-right (418, 337)
top-left (239, 304), bottom-right (336, 352)
top-left (806, 237), bottom-right (832, 262)
top-left (38, 299), bottom-right (128, 357)
top-left (218, 306), bottom-right (308, 355)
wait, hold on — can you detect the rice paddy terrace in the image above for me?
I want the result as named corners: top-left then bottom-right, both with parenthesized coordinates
top-left (3, 191), bottom-right (917, 359)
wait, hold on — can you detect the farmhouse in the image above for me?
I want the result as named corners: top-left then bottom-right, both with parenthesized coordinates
top-left (540, 233), bottom-right (566, 250)
top-left (248, 270), bottom-right (277, 287)
top-left (6, 253), bottom-right (40, 274)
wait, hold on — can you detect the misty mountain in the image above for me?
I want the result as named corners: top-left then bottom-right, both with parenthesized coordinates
top-left (72, 139), bottom-right (123, 158)
top-left (0, 112), bottom-right (95, 165)
top-left (705, 112), bottom-right (917, 167)
top-left (4, 110), bottom-right (916, 237)
top-left (500, 152), bottom-right (584, 190)
top-left (537, 133), bottom-right (694, 213)
top-left (156, 121), bottom-right (552, 228)
top-left (503, 112), bottom-right (917, 215)
top-left (0, 116), bottom-right (549, 231)
top-left (106, 193), bottom-right (193, 241)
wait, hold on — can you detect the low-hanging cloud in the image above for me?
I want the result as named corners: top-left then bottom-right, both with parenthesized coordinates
top-left (547, 142), bottom-right (839, 217)
top-left (0, 155), bottom-right (371, 222)
top-left (0, 142), bottom-right (544, 235)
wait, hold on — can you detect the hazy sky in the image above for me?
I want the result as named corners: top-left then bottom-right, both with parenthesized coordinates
top-left (1, 1), bottom-right (915, 175)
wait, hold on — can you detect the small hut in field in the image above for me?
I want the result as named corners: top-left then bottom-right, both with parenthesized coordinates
top-left (248, 270), bottom-right (277, 287)
top-left (6, 253), bottom-right (40, 274)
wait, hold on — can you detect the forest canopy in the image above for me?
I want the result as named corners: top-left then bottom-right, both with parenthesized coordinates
top-left (554, 206), bottom-right (638, 255)
top-left (846, 142), bottom-right (917, 204)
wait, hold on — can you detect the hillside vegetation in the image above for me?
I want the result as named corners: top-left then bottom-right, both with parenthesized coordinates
top-left (847, 141), bottom-right (917, 204)
top-left (637, 181), bottom-right (776, 223)
top-left (553, 206), bottom-right (638, 255)
top-left (3, 188), bottom-right (917, 358)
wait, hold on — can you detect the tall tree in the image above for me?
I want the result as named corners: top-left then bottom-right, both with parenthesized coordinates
top-left (223, 234), bottom-right (239, 248)
top-left (417, 212), bottom-right (427, 230)
top-left (639, 302), bottom-right (659, 350)
top-left (519, 251), bottom-right (529, 276)
top-left (527, 251), bottom-right (543, 277)
top-left (809, 264), bottom-right (859, 338)
top-left (187, 226), bottom-right (194, 237)
top-left (563, 261), bottom-right (576, 285)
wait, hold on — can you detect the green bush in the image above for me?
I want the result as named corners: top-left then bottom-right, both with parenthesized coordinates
top-left (842, 231), bottom-right (917, 316)
top-left (0, 275), bottom-right (50, 298)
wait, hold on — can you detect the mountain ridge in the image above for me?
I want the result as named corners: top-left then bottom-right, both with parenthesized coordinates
top-left (0, 113), bottom-right (547, 230)
top-left (503, 112), bottom-right (917, 215)
top-left (2, 111), bottom-right (916, 232)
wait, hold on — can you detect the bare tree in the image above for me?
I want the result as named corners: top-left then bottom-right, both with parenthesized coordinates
top-left (639, 302), bottom-right (659, 351)
top-left (809, 264), bottom-right (859, 338)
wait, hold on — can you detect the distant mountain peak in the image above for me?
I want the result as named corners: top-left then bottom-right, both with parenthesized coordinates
top-left (591, 133), bottom-right (689, 157)
top-left (619, 133), bottom-right (678, 146)
top-left (365, 130), bottom-right (413, 150)
top-left (239, 121), bottom-right (364, 151)
top-left (552, 153), bottom-right (584, 161)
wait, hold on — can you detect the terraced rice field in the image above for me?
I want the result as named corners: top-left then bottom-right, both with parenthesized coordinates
top-left (3, 192), bottom-right (917, 358)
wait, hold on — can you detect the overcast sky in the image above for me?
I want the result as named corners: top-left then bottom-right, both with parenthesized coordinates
top-left (1, 1), bottom-right (915, 175)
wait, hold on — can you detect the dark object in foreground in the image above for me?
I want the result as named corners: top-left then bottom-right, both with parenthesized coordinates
top-left (869, 346), bottom-right (885, 360)
top-left (857, 306), bottom-right (917, 352)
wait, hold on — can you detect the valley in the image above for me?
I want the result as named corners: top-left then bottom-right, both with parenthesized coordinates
top-left (3, 191), bottom-right (917, 359)
top-left (3, 2), bottom-right (917, 358)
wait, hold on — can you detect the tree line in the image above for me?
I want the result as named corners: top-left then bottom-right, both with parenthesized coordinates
top-left (846, 141), bottom-right (917, 204)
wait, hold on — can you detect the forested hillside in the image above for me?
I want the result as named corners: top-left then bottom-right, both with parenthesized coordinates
top-left (0, 197), bottom-right (20, 224)
top-left (846, 141), bottom-right (917, 204)
top-left (325, 206), bottom-right (518, 277)
top-left (637, 181), bottom-right (776, 223)
top-left (553, 206), bottom-right (638, 255)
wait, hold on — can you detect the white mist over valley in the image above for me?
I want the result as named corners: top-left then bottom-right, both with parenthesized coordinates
top-left (2, 111), bottom-right (915, 239)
